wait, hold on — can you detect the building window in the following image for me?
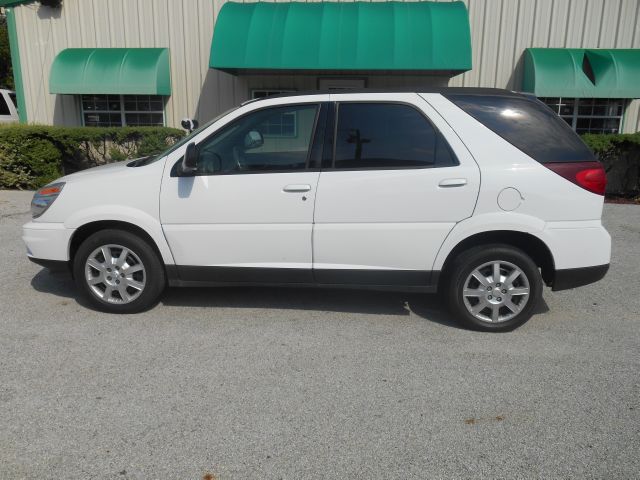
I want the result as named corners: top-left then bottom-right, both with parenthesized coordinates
top-left (251, 89), bottom-right (295, 99)
top-left (540, 97), bottom-right (624, 134)
top-left (81, 94), bottom-right (165, 127)
top-left (250, 90), bottom-right (297, 137)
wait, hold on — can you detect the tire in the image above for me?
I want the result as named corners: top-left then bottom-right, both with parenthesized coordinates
top-left (73, 229), bottom-right (166, 313)
top-left (445, 244), bottom-right (542, 332)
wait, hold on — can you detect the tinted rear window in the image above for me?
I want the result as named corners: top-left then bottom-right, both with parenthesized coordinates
top-left (446, 94), bottom-right (595, 163)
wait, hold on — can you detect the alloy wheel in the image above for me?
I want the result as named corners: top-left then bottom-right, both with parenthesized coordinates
top-left (462, 260), bottom-right (530, 323)
top-left (84, 244), bottom-right (146, 304)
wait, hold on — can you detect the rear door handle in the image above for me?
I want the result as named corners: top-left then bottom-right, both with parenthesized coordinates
top-left (283, 184), bottom-right (311, 193)
top-left (438, 178), bottom-right (468, 188)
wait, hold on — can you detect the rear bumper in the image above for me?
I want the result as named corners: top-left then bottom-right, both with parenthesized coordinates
top-left (552, 264), bottom-right (609, 291)
top-left (543, 221), bottom-right (611, 269)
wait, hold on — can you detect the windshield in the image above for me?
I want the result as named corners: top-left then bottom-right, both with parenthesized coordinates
top-left (129, 106), bottom-right (240, 167)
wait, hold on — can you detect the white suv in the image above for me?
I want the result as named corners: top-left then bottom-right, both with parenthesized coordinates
top-left (23, 89), bottom-right (610, 331)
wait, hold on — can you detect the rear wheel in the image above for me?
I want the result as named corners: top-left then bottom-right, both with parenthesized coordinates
top-left (73, 229), bottom-right (165, 313)
top-left (445, 245), bottom-right (542, 332)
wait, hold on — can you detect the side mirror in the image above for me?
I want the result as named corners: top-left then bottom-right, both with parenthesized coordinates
top-left (178, 142), bottom-right (198, 176)
top-left (181, 118), bottom-right (199, 132)
top-left (244, 130), bottom-right (264, 150)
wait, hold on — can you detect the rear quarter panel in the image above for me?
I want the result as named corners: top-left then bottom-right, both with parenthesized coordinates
top-left (421, 93), bottom-right (608, 271)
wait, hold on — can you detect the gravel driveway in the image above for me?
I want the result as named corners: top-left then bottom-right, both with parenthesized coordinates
top-left (1, 190), bottom-right (638, 479)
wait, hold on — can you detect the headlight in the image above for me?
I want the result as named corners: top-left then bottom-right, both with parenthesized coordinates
top-left (31, 182), bottom-right (65, 218)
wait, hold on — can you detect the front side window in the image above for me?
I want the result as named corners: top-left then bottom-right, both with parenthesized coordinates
top-left (250, 90), bottom-right (297, 137)
top-left (539, 97), bottom-right (624, 134)
top-left (81, 94), bottom-right (165, 127)
top-left (194, 104), bottom-right (318, 175)
top-left (334, 103), bottom-right (457, 169)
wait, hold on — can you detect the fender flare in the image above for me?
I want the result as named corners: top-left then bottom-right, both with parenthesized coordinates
top-left (432, 212), bottom-right (551, 272)
top-left (64, 205), bottom-right (175, 265)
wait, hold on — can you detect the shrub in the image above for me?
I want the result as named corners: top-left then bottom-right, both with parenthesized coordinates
top-left (0, 124), bottom-right (184, 189)
top-left (582, 133), bottom-right (640, 196)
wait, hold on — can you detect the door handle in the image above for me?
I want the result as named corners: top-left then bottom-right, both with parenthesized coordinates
top-left (438, 178), bottom-right (468, 188)
top-left (283, 184), bottom-right (311, 193)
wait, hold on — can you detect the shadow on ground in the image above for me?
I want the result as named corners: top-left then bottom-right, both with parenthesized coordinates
top-left (30, 267), bottom-right (549, 329)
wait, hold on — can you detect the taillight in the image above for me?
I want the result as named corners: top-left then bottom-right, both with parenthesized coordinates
top-left (544, 162), bottom-right (606, 196)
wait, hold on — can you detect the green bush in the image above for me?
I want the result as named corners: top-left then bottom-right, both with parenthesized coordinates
top-left (0, 124), bottom-right (184, 189)
top-left (581, 133), bottom-right (640, 196)
top-left (581, 132), bottom-right (640, 159)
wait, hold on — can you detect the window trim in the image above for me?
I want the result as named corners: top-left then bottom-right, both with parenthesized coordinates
top-left (170, 102), bottom-right (323, 177)
top-left (80, 94), bottom-right (166, 127)
top-left (327, 100), bottom-right (460, 172)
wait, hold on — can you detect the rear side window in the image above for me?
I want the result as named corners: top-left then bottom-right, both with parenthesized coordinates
top-left (334, 103), bottom-right (457, 169)
top-left (0, 95), bottom-right (10, 115)
top-left (9, 93), bottom-right (17, 109)
top-left (446, 94), bottom-right (596, 163)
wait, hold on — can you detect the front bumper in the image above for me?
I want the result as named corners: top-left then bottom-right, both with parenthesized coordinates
top-left (27, 256), bottom-right (69, 273)
top-left (552, 264), bottom-right (609, 291)
top-left (22, 221), bottom-right (74, 262)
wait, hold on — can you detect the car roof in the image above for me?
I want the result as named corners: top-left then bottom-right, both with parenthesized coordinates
top-left (242, 87), bottom-right (525, 105)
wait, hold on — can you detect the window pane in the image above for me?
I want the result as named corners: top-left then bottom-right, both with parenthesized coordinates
top-left (84, 112), bottom-right (122, 127)
top-left (559, 98), bottom-right (575, 115)
top-left (194, 104), bottom-right (318, 174)
top-left (124, 98), bottom-right (137, 111)
top-left (0, 95), bottom-right (10, 115)
top-left (125, 112), bottom-right (164, 126)
top-left (82, 95), bottom-right (98, 111)
top-left (149, 97), bottom-right (163, 111)
top-left (94, 97), bottom-right (108, 111)
top-left (8, 93), bottom-right (17, 109)
top-left (150, 113), bottom-right (164, 125)
top-left (448, 94), bottom-right (595, 163)
top-left (137, 97), bottom-right (152, 111)
top-left (578, 104), bottom-right (593, 116)
top-left (335, 103), bottom-right (450, 169)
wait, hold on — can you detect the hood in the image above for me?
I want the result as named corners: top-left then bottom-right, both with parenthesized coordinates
top-left (58, 157), bottom-right (153, 182)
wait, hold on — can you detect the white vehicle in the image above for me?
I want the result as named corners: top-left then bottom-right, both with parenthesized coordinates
top-left (0, 89), bottom-right (19, 123)
top-left (23, 89), bottom-right (610, 331)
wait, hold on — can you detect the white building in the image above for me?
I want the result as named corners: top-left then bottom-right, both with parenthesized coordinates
top-left (3, 0), bottom-right (640, 133)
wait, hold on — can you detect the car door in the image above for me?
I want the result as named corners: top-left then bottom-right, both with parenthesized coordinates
top-left (312, 92), bottom-right (480, 286)
top-left (160, 100), bottom-right (326, 283)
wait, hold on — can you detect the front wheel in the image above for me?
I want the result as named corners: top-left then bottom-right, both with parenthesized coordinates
top-left (73, 229), bottom-right (166, 313)
top-left (445, 245), bottom-right (542, 332)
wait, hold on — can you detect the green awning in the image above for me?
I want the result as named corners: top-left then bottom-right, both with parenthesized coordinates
top-left (523, 48), bottom-right (640, 98)
top-left (50, 48), bottom-right (171, 95)
top-left (209, 1), bottom-right (472, 74)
